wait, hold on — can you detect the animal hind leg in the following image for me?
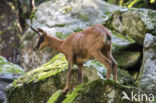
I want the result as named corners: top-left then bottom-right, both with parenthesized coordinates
top-left (92, 51), bottom-right (112, 79)
top-left (104, 49), bottom-right (118, 82)
top-left (78, 64), bottom-right (83, 84)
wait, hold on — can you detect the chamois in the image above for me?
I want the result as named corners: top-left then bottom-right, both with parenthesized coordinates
top-left (31, 24), bottom-right (117, 94)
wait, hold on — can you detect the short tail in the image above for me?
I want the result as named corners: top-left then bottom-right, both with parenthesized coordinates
top-left (106, 34), bottom-right (111, 41)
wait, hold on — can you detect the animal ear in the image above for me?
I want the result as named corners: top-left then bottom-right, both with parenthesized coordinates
top-left (37, 28), bottom-right (44, 32)
top-left (37, 28), bottom-right (47, 36)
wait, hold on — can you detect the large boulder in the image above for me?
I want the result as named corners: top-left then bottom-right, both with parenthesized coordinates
top-left (6, 53), bottom-right (139, 103)
top-left (137, 33), bottom-right (156, 95)
top-left (0, 56), bottom-right (24, 75)
top-left (47, 79), bottom-right (151, 103)
top-left (6, 54), bottom-right (100, 103)
top-left (111, 31), bottom-right (141, 70)
top-left (0, 56), bottom-right (24, 103)
top-left (105, 8), bottom-right (156, 45)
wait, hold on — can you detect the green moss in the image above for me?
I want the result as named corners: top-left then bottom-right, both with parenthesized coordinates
top-left (74, 28), bottom-right (83, 32)
top-left (102, 11), bottom-right (112, 19)
top-left (56, 24), bottom-right (66, 27)
top-left (55, 32), bottom-right (69, 39)
top-left (0, 56), bottom-right (24, 75)
top-left (30, 9), bottom-right (37, 21)
top-left (62, 79), bottom-right (133, 103)
top-left (117, 68), bottom-right (135, 85)
top-left (112, 30), bottom-right (135, 42)
top-left (114, 51), bottom-right (141, 69)
top-left (11, 54), bottom-right (68, 88)
top-left (62, 83), bottom-right (87, 103)
top-left (78, 14), bottom-right (89, 21)
top-left (64, 6), bottom-right (73, 14)
top-left (0, 14), bottom-right (5, 19)
top-left (47, 90), bottom-right (66, 103)
top-left (53, 73), bottom-right (62, 88)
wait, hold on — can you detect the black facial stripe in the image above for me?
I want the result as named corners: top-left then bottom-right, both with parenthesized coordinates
top-left (35, 36), bottom-right (44, 49)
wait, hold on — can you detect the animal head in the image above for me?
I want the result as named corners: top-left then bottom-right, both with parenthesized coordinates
top-left (31, 26), bottom-right (49, 50)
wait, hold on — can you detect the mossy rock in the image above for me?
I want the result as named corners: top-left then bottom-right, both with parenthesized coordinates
top-left (114, 51), bottom-right (141, 69)
top-left (0, 56), bottom-right (24, 75)
top-left (48, 79), bottom-right (145, 103)
top-left (105, 8), bottom-right (156, 45)
top-left (110, 30), bottom-right (141, 70)
top-left (6, 54), bottom-right (100, 103)
top-left (47, 90), bottom-right (66, 103)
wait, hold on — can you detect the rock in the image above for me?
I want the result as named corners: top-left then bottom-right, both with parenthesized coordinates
top-left (6, 53), bottom-right (142, 103)
top-left (85, 60), bottom-right (136, 86)
top-left (137, 33), bottom-right (156, 95)
top-left (6, 54), bottom-right (100, 103)
top-left (20, 0), bottom-right (121, 70)
top-left (105, 8), bottom-right (156, 45)
top-left (0, 56), bottom-right (24, 103)
top-left (111, 30), bottom-right (141, 69)
top-left (0, 56), bottom-right (24, 75)
top-left (117, 68), bottom-right (135, 85)
top-left (48, 79), bottom-right (147, 103)
top-left (114, 51), bottom-right (141, 69)
top-left (0, 81), bottom-right (10, 103)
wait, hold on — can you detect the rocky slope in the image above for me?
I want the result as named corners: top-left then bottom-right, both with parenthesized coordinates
top-left (6, 54), bottom-right (151, 103)
top-left (4, 0), bottom-right (156, 103)
top-left (6, 54), bottom-right (100, 103)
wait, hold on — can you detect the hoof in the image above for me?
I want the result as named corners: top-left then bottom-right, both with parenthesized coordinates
top-left (62, 88), bottom-right (69, 94)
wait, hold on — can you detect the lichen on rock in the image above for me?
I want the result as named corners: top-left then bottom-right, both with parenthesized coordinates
top-left (48, 79), bottom-right (145, 103)
top-left (0, 56), bottom-right (24, 75)
top-left (104, 8), bottom-right (156, 45)
top-left (6, 54), bottom-right (100, 103)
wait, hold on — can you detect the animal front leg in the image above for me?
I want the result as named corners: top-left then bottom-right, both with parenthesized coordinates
top-left (78, 64), bottom-right (83, 84)
top-left (62, 61), bottom-right (73, 94)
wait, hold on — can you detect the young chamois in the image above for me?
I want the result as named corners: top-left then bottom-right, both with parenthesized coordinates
top-left (31, 24), bottom-right (117, 94)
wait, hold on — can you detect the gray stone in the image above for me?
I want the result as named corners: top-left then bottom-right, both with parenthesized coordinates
top-left (0, 56), bottom-right (24, 103)
top-left (105, 8), bottom-right (156, 45)
top-left (137, 33), bottom-right (156, 95)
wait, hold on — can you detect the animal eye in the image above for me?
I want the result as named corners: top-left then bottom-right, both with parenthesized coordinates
top-left (39, 36), bottom-right (44, 43)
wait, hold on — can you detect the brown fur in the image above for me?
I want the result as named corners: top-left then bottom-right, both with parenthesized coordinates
top-left (32, 24), bottom-right (117, 94)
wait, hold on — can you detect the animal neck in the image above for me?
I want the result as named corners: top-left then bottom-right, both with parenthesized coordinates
top-left (47, 34), bottom-right (64, 53)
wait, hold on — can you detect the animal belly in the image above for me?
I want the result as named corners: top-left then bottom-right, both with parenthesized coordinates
top-left (76, 57), bottom-right (88, 64)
